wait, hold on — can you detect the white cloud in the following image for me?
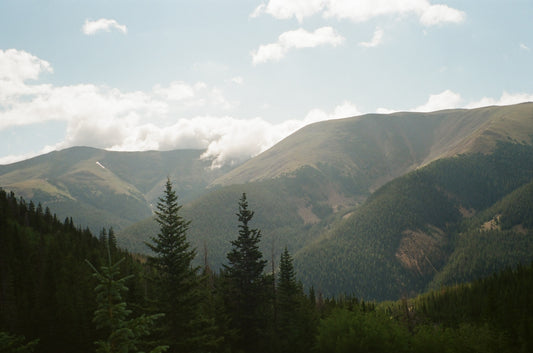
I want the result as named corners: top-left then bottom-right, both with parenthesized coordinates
top-left (253, 0), bottom-right (465, 26)
top-left (0, 49), bottom-right (52, 83)
top-left (359, 27), bottom-right (384, 47)
top-left (520, 43), bottom-right (530, 51)
top-left (154, 81), bottom-right (204, 101)
top-left (413, 89), bottom-right (462, 112)
top-left (4, 50), bottom-right (533, 170)
top-left (251, 0), bottom-right (326, 22)
top-left (384, 90), bottom-right (533, 113)
top-left (82, 18), bottom-right (127, 35)
top-left (303, 101), bottom-right (362, 124)
top-left (252, 26), bottom-right (344, 64)
top-left (419, 4), bottom-right (465, 26)
top-left (465, 92), bottom-right (533, 109)
top-left (0, 49), bottom-right (343, 168)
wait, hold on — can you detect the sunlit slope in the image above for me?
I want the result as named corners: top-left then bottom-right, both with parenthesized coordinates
top-left (121, 103), bottom-right (533, 291)
top-left (0, 147), bottom-right (232, 230)
top-left (213, 103), bottom-right (533, 190)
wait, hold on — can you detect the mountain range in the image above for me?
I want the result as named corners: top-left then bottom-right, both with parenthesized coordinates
top-left (1, 102), bottom-right (532, 300)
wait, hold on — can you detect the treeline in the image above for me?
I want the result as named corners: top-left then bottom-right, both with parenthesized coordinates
top-left (2, 182), bottom-right (533, 352)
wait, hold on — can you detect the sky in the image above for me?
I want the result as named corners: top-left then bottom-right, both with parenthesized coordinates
top-left (1, 0), bottom-right (532, 167)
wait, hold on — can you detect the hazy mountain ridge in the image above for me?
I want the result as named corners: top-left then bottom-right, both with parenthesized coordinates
top-left (1, 103), bottom-right (533, 299)
top-left (212, 103), bottom-right (533, 189)
top-left (0, 147), bottom-right (233, 230)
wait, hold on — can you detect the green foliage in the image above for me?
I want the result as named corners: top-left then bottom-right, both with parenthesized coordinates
top-left (0, 189), bottom-right (149, 353)
top-left (145, 179), bottom-right (216, 353)
top-left (297, 142), bottom-right (533, 300)
top-left (224, 193), bottom-right (271, 352)
top-left (315, 308), bottom-right (410, 353)
top-left (86, 248), bottom-right (167, 353)
top-left (410, 324), bottom-right (508, 353)
top-left (414, 263), bottom-right (533, 351)
top-left (0, 332), bottom-right (38, 353)
top-left (275, 248), bottom-right (318, 353)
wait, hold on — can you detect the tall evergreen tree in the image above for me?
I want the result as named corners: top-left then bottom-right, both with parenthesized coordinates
top-left (224, 193), bottom-right (269, 352)
top-left (276, 247), bottom-right (318, 353)
top-left (146, 178), bottom-right (215, 353)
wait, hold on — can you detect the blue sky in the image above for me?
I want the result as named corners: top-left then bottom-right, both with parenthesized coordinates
top-left (1, 0), bottom-right (532, 166)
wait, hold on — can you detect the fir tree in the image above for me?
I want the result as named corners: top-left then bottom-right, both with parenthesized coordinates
top-left (86, 243), bottom-right (167, 353)
top-left (276, 247), bottom-right (318, 353)
top-left (146, 178), bottom-right (214, 353)
top-left (224, 193), bottom-right (269, 352)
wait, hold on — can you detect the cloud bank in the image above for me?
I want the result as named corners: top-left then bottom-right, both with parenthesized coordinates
top-left (252, 0), bottom-right (465, 26)
top-left (0, 49), bottom-right (344, 167)
top-left (2, 49), bottom-right (532, 167)
top-left (252, 27), bottom-right (344, 64)
top-left (82, 18), bottom-right (127, 35)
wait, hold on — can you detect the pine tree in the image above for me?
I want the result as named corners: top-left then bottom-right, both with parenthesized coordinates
top-left (146, 178), bottom-right (212, 353)
top-left (224, 193), bottom-right (269, 352)
top-left (276, 247), bottom-right (318, 353)
top-left (86, 244), bottom-right (167, 353)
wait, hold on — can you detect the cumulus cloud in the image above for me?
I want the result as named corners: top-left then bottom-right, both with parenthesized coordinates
top-left (359, 27), bottom-right (384, 47)
top-left (252, 0), bottom-right (465, 26)
top-left (82, 18), bottom-right (127, 35)
top-left (413, 89), bottom-right (462, 112)
top-left (464, 92), bottom-right (533, 109)
top-left (251, 0), bottom-right (325, 22)
top-left (418, 4), bottom-right (465, 26)
top-left (520, 43), bottom-right (530, 51)
top-left (0, 49), bottom-right (52, 82)
top-left (4, 50), bottom-right (533, 169)
top-left (1, 49), bottom-right (353, 168)
top-left (252, 26), bottom-right (344, 64)
top-left (408, 90), bottom-right (533, 112)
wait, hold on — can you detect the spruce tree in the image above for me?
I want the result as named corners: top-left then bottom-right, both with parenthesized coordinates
top-left (146, 178), bottom-right (209, 353)
top-left (276, 247), bottom-right (318, 353)
top-left (86, 245), bottom-right (167, 353)
top-left (224, 193), bottom-right (269, 352)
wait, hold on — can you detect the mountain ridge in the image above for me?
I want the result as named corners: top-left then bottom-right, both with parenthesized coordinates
top-left (1, 103), bottom-right (533, 299)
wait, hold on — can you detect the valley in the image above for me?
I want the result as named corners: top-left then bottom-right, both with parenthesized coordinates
top-left (1, 103), bottom-right (533, 300)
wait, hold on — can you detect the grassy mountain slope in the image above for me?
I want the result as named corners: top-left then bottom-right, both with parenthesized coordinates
top-left (120, 103), bottom-right (533, 299)
top-left (3, 103), bottom-right (533, 300)
top-left (0, 147), bottom-right (232, 231)
top-left (212, 103), bottom-right (533, 190)
top-left (295, 142), bottom-right (533, 300)
top-left (120, 168), bottom-right (338, 265)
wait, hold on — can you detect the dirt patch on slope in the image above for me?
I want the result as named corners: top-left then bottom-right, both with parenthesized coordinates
top-left (396, 226), bottom-right (447, 277)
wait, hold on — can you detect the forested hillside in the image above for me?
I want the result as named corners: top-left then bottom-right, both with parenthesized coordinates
top-left (0, 189), bottom-right (147, 352)
top-left (296, 142), bottom-right (533, 299)
top-left (2, 186), bottom-right (533, 353)
top-left (2, 103), bottom-right (533, 302)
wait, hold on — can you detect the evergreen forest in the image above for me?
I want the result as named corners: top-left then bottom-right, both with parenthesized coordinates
top-left (1, 183), bottom-right (533, 353)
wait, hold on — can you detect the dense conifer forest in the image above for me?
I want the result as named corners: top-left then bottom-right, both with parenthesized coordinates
top-left (1, 185), bottom-right (533, 352)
